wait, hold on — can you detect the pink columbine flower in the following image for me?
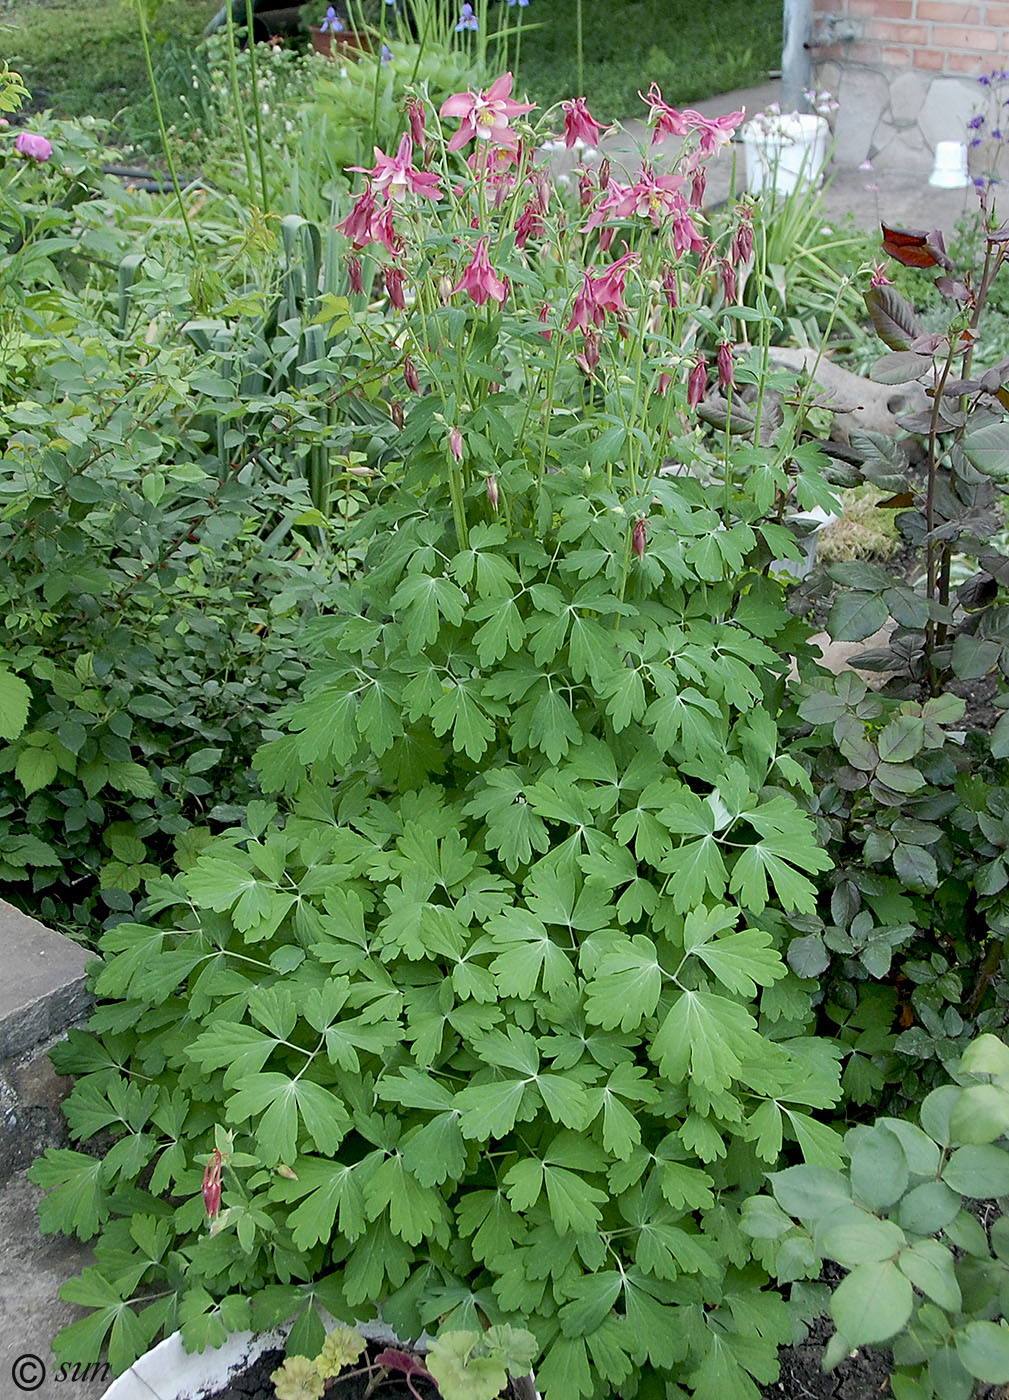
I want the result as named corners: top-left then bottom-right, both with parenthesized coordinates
top-left (641, 82), bottom-right (689, 144)
top-left (538, 302), bottom-right (552, 341)
top-left (673, 209), bottom-right (706, 259)
top-left (14, 131), bottom-right (52, 161)
top-left (372, 204), bottom-right (402, 257)
top-left (591, 249), bottom-right (639, 317)
top-left (562, 97), bottom-right (604, 149)
top-left (568, 272), bottom-right (605, 334)
top-left (337, 187), bottom-right (378, 249)
top-left (690, 166), bottom-right (706, 208)
top-left (615, 170), bottom-right (687, 227)
top-left (453, 237), bottom-right (508, 306)
top-left (687, 354), bottom-right (708, 409)
top-left (870, 260), bottom-right (893, 287)
top-left (449, 427), bottom-right (464, 461)
top-left (717, 341), bottom-right (735, 390)
top-left (514, 201), bottom-right (544, 249)
top-left (202, 1149), bottom-right (223, 1221)
top-left (720, 258), bottom-right (737, 303)
top-left (656, 372), bottom-right (673, 396)
top-left (683, 108), bottom-right (745, 157)
top-left (632, 517), bottom-right (648, 559)
top-left (440, 72), bottom-right (535, 152)
top-left (347, 254), bottom-right (364, 294)
top-left (356, 133), bottom-right (442, 202)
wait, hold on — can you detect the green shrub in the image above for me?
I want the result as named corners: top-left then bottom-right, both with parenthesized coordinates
top-left (744, 1033), bottom-right (1009, 1400)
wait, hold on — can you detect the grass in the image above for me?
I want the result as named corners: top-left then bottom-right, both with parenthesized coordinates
top-left (510, 0), bottom-right (782, 120)
top-left (3, 0), bottom-right (215, 126)
top-left (4, 0), bottom-right (781, 140)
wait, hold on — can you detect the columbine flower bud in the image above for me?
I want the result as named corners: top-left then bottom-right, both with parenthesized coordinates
top-left (449, 426), bottom-right (463, 462)
top-left (579, 171), bottom-right (594, 207)
top-left (598, 226), bottom-right (616, 253)
top-left (717, 340), bottom-right (735, 390)
top-left (575, 327), bottom-right (600, 377)
top-left (690, 166), bottom-right (706, 208)
top-left (598, 156), bottom-right (611, 189)
top-left (275, 1164), bottom-right (299, 1180)
top-left (438, 274), bottom-right (454, 303)
top-left (486, 474), bottom-right (499, 509)
top-left (202, 1149), bottom-right (223, 1222)
top-left (687, 353), bottom-right (708, 409)
top-left (656, 372), bottom-right (672, 396)
top-left (538, 302), bottom-right (552, 342)
top-left (406, 96), bottom-right (426, 146)
top-left (720, 258), bottom-right (737, 303)
top-left (386, 265), bottom-right (406, 310)
top-left (403, 354), bottom-right (420, 393)
top-left (632, 517), bottom-right (648, 559)
top-left (731, 213), bottom-right (754, 267)
top-left (390, 399), bottom-right (404, 428)
top-left (661, 265), bottom-right (678, 309)
top-left (347, 254), bottom-right (364, 295)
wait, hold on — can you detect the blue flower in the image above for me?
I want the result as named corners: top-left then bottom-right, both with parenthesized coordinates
top-left (320, 6), bottom-right (344, 31)
top-left (381, 41), bottom-right (393, 62)
top-left (968, 114), bottom-right (985, 129)
top-left (456, 2), bottom-right (478, 29)
top-left (508, 0), bottom-right (530, 6)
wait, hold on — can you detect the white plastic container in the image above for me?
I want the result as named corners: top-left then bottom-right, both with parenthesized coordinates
top-left (741, 112), bottom-right (831, 196)
top-left (929, 140), bottom-right (969, 189)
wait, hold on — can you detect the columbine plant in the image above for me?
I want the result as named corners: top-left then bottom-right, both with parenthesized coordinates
top-left (36, 76), bottom-right (855, 1400)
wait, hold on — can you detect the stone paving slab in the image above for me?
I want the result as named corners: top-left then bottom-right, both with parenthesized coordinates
top-left (0, 1171), bottom-right (106, 1400)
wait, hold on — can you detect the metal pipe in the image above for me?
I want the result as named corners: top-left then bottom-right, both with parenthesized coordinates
top-left (781, 0), bottom-right (812, 112)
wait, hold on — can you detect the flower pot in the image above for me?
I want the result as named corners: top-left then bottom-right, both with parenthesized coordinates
top-left (741, 112), bottom-right (830, 196)
top-left (309, 25), bottom-right (371, 57)
top-left (99, 1321), bottom-right (401, 1400)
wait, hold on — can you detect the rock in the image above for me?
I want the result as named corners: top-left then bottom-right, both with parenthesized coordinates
top-left (765, 346), bottom-right (928, 445)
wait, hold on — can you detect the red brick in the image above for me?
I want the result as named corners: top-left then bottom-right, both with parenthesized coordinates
top-left (947, 49), bottom-right (988, 67)
top-left (931, 21), bottom-right (1000, 43)
top-left (913, 45), bottom-right (949, 65)
top-left (847, 40), bottom-right (889, 60)
top-left (916, 1), bottom-right (980, 18)
top-left (865, 18), bottom-right (929, 38)
top-left (850, 0), bottom-right (913, 13)
top-left (987, 2), bottom-right (1009, 20)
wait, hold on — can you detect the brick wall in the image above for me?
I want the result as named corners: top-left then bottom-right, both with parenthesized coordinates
top-left (811, 0), bottom-right (1002, 169)
top-left (813, 0), bottom-right (1005, 77)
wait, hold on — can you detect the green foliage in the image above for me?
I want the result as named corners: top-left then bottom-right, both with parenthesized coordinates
top-left (744, 1033), bottom-right (1009, 1399)
top-left (0, 119), bottom-right (393, 936)
top-left (27, 92), bottom-right (853, 1390)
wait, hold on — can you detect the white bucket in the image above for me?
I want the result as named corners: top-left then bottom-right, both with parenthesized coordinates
top-left (741, 112), bottom-right (830, 195)
top-left (929, 140), bottom-right (969, 188)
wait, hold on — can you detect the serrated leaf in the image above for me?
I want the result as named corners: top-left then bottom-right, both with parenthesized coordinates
top-left (0, 669), bottom-right (31, 741)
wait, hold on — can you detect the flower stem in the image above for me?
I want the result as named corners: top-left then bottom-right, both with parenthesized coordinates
top-left (135, 0), bottom-right (198, 259)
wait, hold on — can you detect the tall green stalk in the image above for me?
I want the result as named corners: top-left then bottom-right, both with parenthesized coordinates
top-left (223, 1), bottom-right (257, 205)
top-left (243, 0), bottom-right (271, 208)
top-left (135, 0), bottom-right (198, 258)
top-left (575, 0), bottom-right (583, 95)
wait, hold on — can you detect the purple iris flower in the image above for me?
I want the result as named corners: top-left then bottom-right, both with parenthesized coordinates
top-left (320, 6), bottom-right (344, 31)
top-left (456, 3), bottom-right (478, 29)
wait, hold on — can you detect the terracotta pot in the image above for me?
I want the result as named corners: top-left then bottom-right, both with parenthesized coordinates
top-left (308, 25), bottom-right (372, 57)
